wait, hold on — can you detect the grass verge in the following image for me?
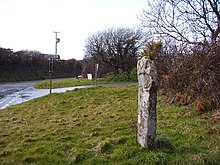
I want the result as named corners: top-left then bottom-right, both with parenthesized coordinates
top-left (0, 85), bottom-right (219, 164)
top-left (34, 78), bottom-right (100, 89)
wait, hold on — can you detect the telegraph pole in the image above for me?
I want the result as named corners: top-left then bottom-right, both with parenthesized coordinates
top-left (54, 31), bottom-right (60, 56)
top-left (49, 31), bottom-right (60, 94)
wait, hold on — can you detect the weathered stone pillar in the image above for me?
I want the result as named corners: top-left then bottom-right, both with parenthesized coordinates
top-left (137, 56), bottom-right (158, 150)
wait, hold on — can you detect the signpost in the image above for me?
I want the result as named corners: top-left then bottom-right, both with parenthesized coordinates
top-left (87, 74), bottom-right (92, 80)
top-left (44, 54), bottom-right (60, 59)
top-left (44, 54), bottom-right (60, 94)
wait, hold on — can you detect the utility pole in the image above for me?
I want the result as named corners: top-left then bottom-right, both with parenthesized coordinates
top-left (49, 31), bottom-right (60, 94)
top-left (54, 31), bottom-right (60, 56)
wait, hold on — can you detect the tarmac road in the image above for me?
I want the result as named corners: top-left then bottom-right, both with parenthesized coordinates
top-left (0, 80), bottom-right (89, 109)
top-left (0, 81), bottom-right (44, 109)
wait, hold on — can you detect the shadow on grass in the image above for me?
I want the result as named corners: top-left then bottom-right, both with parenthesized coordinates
top-left (156, 136), bottom-right (176, 153)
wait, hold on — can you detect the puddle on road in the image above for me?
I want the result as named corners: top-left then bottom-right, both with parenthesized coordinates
top-left (0, 86), bottom-right (92, 109)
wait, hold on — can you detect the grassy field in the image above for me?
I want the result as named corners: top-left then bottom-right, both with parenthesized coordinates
top-left (0, 85), bottom-right (219, 164)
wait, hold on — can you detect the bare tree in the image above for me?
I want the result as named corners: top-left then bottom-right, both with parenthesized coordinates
top-left (140, 0), bottom-right (220, 47)
top-left (84, 27), bottom-right (145, 75)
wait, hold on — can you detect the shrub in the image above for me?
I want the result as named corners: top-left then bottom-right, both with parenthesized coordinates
top-left (141, 41), bottom-right (162, 60)
top-left (130, 67), bottom-right (137, 82)
top-left (103, 68), bottom-right (137, 82)
top-left (156, 45), bottom-right (220, 110)
top-left (117, 69), bottom-right (130, 81)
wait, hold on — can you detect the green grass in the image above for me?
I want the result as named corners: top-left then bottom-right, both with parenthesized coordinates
top-left (0, 85), bottom-right (219, 164)
top-left (35, 78), bottom-right (102, 89)
top-left (35, 76), bottom-right (137, 89)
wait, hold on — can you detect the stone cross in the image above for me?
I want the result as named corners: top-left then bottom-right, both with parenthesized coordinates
top-left (137, 56), bottom-right (158, 150)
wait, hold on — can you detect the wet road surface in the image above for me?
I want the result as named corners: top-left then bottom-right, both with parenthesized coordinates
top-left (0, 80), bottom-right (90, 109)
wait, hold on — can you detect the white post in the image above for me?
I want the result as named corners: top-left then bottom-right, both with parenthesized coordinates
top-left (95, 63), bottom-right (99, 86)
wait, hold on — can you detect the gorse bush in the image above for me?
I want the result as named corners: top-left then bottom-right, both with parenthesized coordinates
top-left (141, 41), bottom-right (162, 60)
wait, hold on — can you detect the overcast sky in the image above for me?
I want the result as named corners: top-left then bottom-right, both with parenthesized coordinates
top-left (0, 0), bottom-right (147, 60)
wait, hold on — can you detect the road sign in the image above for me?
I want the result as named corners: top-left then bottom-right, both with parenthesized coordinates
top-left (44, 54), bottom-right (60, 59)
top-left (87, 74), bottom-right (92, 80)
